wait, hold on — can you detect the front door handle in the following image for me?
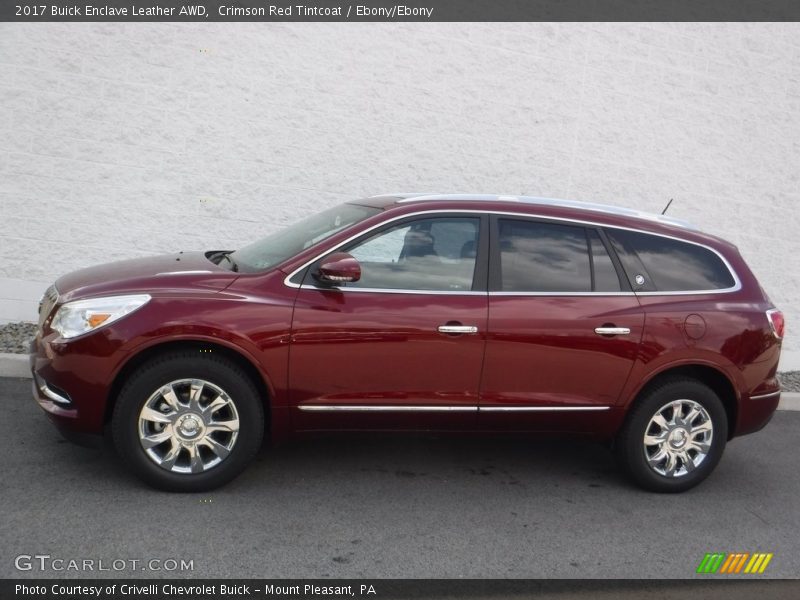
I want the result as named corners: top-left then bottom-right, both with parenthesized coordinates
top-left (438, 324), bottom-right (479, 334)
top-left (594, 326), bottom-right (631, 336)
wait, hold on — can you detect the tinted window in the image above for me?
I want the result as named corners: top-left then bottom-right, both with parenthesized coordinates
top-left (589, 231), bottom-right (622, 292)
top-left (341, 217), bottom-right (480, 291)
top-left (606, 229), bottom-right (735, 292)
top-left (498, 220), bottom-right (591, 292)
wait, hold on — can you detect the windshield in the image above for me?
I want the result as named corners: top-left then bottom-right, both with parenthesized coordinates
top-left (230, 203), bottom-right (381, 272)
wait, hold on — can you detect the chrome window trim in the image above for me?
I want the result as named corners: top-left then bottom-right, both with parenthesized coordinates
top-left (285, 209), bottom-right (486, 294)
top-left (295, 286), bottom-right (634, 297)
top-left (297, 286), bottom-right (487, 296)
top-left (634, 289), bottom-right (740, 296)
top-left (299, 404), bottom-right (611, 413)
top-left (749, 390), bottom-right (781, 401)
top-left (282, 209), bottom-right (741, 296)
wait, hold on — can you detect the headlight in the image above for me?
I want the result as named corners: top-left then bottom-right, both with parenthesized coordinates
top-left (51, 294), bottom-right (151, 339)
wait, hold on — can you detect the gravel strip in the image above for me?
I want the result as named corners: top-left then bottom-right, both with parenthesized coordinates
top-left (2, 320), bottom-right (799, 392)
top-left (0, 322), bottom-right (37, 354)
top-left (778, 371), bottom-right (800, 393)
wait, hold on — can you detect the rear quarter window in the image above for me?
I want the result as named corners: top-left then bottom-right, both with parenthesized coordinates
top-left (606, 229), bottom-right (736, 292)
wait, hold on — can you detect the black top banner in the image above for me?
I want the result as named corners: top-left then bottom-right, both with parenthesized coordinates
top-left (2, 0), bottom-right (800, 22)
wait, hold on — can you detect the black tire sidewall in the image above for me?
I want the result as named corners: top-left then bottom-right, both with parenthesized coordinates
top-left (619, 379), bottom-right (728, 493)
top-left (112, 353), bottom-right (264, 492)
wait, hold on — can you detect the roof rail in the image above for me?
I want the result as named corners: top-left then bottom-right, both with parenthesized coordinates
top-left (389, 193), bottom-right (696, 230)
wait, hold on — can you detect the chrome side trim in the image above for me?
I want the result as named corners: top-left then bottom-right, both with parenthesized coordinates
top-left (282, 209), bottom-right (742, 296)
top-left (489, 291), bottom-right (636, 297)
top-left (299, 405), bottom-right (478, 412)
top-left (298, 404), bottom-right (611, 413)
top-left (479, 406), bottom-right (611, 412)
top-left (749, 390), bottom-right (781, 400)
top-left (35, 374), bottom-right (71, 406)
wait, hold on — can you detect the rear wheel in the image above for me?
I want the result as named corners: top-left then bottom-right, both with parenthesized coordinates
top-left (616, 378), bottom-right (727, 493)
top-left (112, 352), bottom-right (264, 492)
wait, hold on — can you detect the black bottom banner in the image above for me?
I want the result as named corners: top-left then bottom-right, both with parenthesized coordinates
top-left (3, 579), bottom-right (800, 600)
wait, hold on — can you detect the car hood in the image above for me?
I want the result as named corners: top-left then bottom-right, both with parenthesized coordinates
top-left (54, 251), bottom-right (238, 302)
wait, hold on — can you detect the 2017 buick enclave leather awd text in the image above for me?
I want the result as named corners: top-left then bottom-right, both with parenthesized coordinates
top-left (30, 194), bottom-right (784, 492)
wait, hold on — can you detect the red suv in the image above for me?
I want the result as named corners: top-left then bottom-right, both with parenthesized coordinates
top-left (30, 194), bottom-right (784, 492)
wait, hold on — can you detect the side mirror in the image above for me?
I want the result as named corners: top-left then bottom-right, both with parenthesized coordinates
top-left (316, 252), bottom-right (361, 284)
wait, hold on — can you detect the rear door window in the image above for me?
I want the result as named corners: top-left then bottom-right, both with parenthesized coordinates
top-left (588, 230), bottom-right (623, 292)
top-left (495, 219), bottom-right (596, 293)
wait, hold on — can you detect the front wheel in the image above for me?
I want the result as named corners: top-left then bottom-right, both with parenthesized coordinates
top-left (112, 352), bottom-right (264, 492)
top-left (616, 378), bottom-right (728, 493)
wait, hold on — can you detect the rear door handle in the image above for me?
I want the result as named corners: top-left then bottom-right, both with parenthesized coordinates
top-left (594, 326), bottom-right (631, 336)
top-left (438, 325), bottom-right (479, 334)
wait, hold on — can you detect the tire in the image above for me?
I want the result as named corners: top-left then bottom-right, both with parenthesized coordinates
top-left (616, 377), bottom-right (727, 493)
top-left (111, 351), bottom-right (264, 492)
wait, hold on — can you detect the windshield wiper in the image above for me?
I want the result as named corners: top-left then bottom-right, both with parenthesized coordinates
top-left (221, 252), bottom-right (239, 272)
top-left (208, 250), bottom-right (239, 272)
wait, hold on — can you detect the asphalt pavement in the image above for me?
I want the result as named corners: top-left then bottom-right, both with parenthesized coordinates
top-left (1, 377), bottom-right (798, 579)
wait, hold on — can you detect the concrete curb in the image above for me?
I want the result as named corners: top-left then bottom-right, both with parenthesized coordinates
top-left (779, 393), bottom-right (800, 412)
top-left (0, 353), bottom-right (29, 378)
top-left (1, 351), bottom-right (799, 411)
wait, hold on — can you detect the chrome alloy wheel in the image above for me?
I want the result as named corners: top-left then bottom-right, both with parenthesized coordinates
top-left (137, 379), bottom-right (240, 474)
top-left (643, 399), bottom-right (713, 478)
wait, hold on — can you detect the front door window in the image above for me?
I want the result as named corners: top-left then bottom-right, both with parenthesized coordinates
top-left (341, 217), bottom-right (480, 292)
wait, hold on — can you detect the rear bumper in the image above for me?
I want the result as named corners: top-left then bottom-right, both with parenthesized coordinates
top-left (735, 390), bottom-right (781, 437)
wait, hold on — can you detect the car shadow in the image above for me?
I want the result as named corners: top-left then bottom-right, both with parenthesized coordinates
top-left (241, 432), bottom-right (629, 492)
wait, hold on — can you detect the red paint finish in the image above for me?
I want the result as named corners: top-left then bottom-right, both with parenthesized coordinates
top-left (623, 291), bottom-right (783, 437)
top-left (30, 196), bottom-right (783, 449)
top-left (316, 252), bottom-right (362, 283)
top-left (290, 288), bottom-right (486, 430)
top-left (479, 295), bottom-right (643, 435)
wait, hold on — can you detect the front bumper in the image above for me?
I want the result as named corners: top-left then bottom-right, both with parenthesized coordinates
top-left (30, 375), bottom-right (102, 447)
top-left (29, 331), bottom-right (124, 439)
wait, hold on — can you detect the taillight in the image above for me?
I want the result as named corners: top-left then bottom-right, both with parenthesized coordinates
top-left (767, 309), bottom-right (784, 340)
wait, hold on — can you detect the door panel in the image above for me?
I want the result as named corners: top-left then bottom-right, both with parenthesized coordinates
top-left (289, 214), bottom-right (488, 431)
top-left (481, 296), bottom-right (643, 401)
top-left (290, 290), bottom-right (487, 430)
top-left (479, 216), bottom-right (643, 432)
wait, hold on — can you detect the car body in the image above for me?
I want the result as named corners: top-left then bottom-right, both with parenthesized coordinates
top-left (30, 194), bottom-right (784, 492)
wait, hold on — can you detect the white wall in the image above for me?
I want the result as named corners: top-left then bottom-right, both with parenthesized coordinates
top-left (1, 23), bottom-right (798, 368)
